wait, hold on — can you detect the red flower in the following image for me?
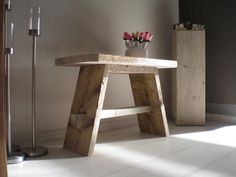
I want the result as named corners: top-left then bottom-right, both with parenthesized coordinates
top-left (143, 32), bottom-right (153, 42)
top-left (123, 32), bottom-right (132, 40)
top-left (149, 34), bottom-right (154, 41)
top-left (138, 32), bottom-right (144, 40)
top-left (123, 31), bottom-right (154, 42)
top-left (143, 32), bottom-right (149, 41)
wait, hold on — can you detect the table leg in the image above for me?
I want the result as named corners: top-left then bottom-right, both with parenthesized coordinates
top-left (63, 65), bottom-right (109, 156)
top-left (129, 69), bottom-right (169, 136)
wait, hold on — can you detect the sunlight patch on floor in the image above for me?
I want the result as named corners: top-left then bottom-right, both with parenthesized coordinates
top-left (96, 143), bottom-right (195, 177)
top-left (172, 125), bottom-right (236, 148)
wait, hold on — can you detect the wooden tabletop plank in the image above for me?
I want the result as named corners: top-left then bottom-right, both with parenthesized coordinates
top-left (55, 54), bottom-right (177, 69)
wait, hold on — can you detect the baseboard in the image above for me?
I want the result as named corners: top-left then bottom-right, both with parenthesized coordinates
top-left (207, 103), bottom-right (236, 117)
top-left (207, 103), bottom-right (236, 124)
top-left (12, 115), bottom-right (138, 145)
top-left (207, 113), bottom-right (236, 124)
top-left (14, 113), bottom-right (236, 145)
top-left (12, 128), bottom-right (66, 146)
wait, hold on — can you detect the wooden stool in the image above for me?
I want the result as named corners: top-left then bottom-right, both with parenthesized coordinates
top-left (55, 54), bottom-right (177, 156)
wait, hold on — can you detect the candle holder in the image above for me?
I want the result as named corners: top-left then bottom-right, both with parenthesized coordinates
top-left (21, 7), bottom-right (48, 157)
top-left (4, 0), bottom-right (11, 11)
top-left (4, 0), bottom-right (25, 164)
top-left (5, 47), bottom-right (25, 164)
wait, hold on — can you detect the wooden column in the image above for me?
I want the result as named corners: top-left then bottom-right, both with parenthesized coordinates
top-left (129, 69), bottom-right (169, 136)
top-left (63, 65), bottom-right (109, 156)
top-left (0, 0), bottom-right (8, 176)
top-left (172, 30), bottom-right (205, 125)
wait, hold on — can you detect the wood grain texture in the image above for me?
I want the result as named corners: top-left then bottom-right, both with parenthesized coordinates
top-left (55, 54), bottom-right (177, 69)
top-left (172, 30), bottom-right (205, 125)
top-left (70, 106), bottom-right (152, 121)
top-left (109, 65), bottom-right (156, 74)
top-left (129, 69), bottom-right (169, 136)
top-left (100, 106), bottom-right (152, 119)
top-left (63, 65), bottom-right (109, 156)
top-left (0, 0), bottom-right (7, 176)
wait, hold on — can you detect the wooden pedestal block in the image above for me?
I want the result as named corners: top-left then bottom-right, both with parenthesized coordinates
top-left (172, 30), bottom-right (206, 125)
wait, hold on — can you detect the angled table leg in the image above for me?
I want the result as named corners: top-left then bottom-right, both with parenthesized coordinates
top-left (63, 65), bottom-right (109, 156)
top-left (129, 69), bottom-right (169, 136)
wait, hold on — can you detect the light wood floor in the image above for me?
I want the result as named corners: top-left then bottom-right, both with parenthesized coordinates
top-left (8, 120), bottom-right (236, 177)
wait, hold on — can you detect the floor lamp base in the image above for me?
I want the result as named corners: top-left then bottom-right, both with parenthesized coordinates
top-left (7, 152), bottom-right (25, 164)
top-left (21, 146), bottom-right (48, 157)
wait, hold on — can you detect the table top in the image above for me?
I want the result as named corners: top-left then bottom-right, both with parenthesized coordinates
top-left (55, 54), bottom-right (177, 69)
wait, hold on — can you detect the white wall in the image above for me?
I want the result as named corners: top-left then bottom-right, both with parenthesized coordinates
top-left (8, 0), bottom-right (178, 143)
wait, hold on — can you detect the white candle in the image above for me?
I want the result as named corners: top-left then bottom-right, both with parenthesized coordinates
top-left (5, 0), bottom-right (11, 11)
top-left (6, 23), bottom-right (14, 47)
top-left (29, 7), bottom-right (41, 36)
top-left (10, 23), bottom-right (14, 49)
top-left (6, 22), bottom-right (14, 54)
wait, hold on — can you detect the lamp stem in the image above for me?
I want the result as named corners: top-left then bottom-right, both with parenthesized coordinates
top-left (32, 35), bottom-right (37, 150)
top-left (21, 6), bottom-right (47, 158)
top-left (5, 52), bottom-right (11, 155)
top-left (3, 0), bottom-right (25, 164)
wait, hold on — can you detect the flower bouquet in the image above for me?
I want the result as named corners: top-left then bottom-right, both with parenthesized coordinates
top-left (123, 31), bottom-right (153, 48)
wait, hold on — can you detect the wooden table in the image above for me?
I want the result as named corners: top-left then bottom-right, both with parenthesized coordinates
top-left (55, 54), bottom-right (177, 156)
